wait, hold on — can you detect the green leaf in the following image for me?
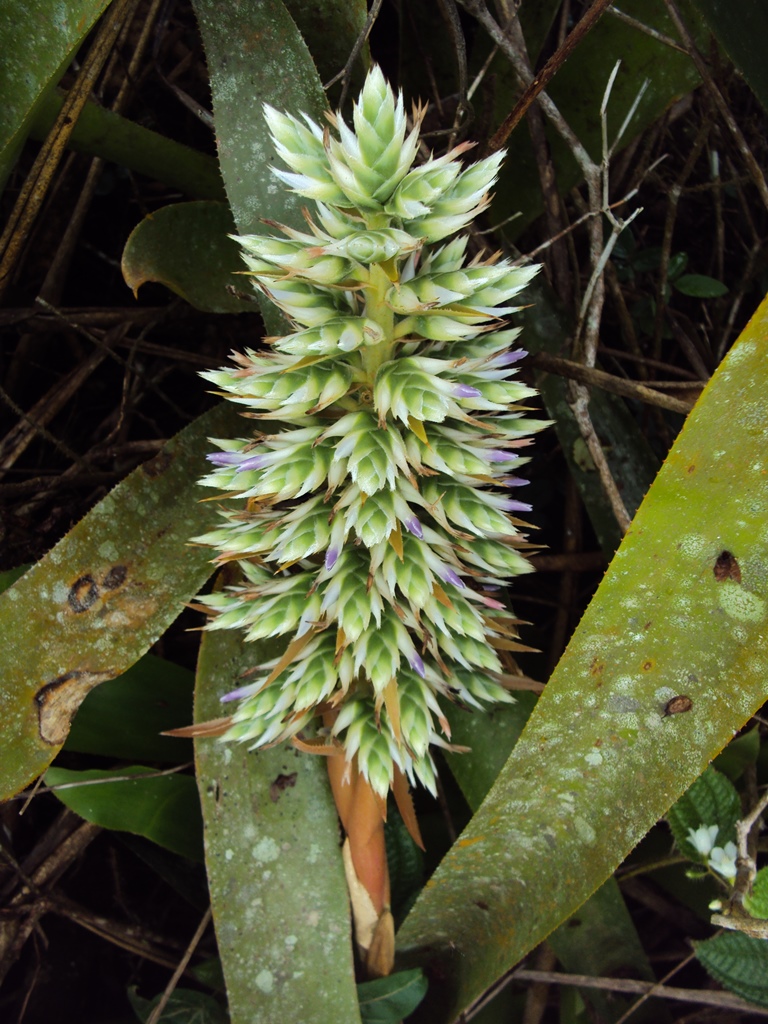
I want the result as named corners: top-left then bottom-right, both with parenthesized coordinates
top-left (744, 866), bottom-right (768, 920)
top-left (713, 725), bottom-right (760, 780)
top-left (357, 970), bottom-right (429, 1024)
top-left (192, 0), bottom-right (328, 334)
top-left (695, 931), bottom-right (768, 1008)
top-left (690, 0), bottom-right (768, 114)
top-left (122, 202), bottom-right (254, 313)
top-left (667, 766), bottom-right (741, 860)
top-left (0, 400), bottom-right (241, 800)
top-left (673, 273), bottom-right (729, 298)
top-left (194, 626), bottom-right (361, 1024)
top-left (46, 765), bottom-right (204, 861)
top-left (0, 0), bottom-right (110, 186)
top-left (489, 0), bottom-right (708, 237)
top-left (282, 0), bottom-right (368, 88)
top-left (64, 654), bottom-right (194, 763)
top-left (28, 89), bottom-right (226, 200)
top-left (128, 986), bottom-right (228, 1024)
top-left (445, 697), bottom-right (665, 1024)
top-left (397, 295), bottom-right (768, 1021)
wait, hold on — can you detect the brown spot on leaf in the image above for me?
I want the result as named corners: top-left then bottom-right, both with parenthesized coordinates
top-left (68, 575), bottom-right (99, 612)
top-left (663, 695), bottom-right (693, 718)
top-left (589, 657), bottom-right (605, 676)
top-left (474, 900), bottom-right (490, 911)
top-left (102, 565), bottom-right (128, 590)
top-left (269, 772), bottom-right (298, 802)
top-left (36, 670), bottom-right (114, 744)
top-left (642, 660), bottom-right (654, 671)
top-left (714, 550), bottom-right (741, 584)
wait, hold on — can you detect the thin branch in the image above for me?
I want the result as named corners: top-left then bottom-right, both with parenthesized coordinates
top-left (486, 0), bottom-right (615, 152)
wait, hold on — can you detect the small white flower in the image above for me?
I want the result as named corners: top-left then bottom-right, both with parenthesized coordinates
top-left (708, 841), bottom-right (738, 882)
top-left (687, 824), bottom-right (719, 857)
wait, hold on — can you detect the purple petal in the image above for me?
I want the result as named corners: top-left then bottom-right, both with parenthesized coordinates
top-left (221, 684), bottom-right (257, 703)
top-left (238, 454), bottom-right (268, 471)
top-left (496, 348), bottom-right (527, 365)
top-left (439, 566), bottom-right (465, 589)
top-left (405, 516), bottom-right (423, 539)
top-left (487, 449), bottom-right (518, 463)
top-left (500, 475), bottom-right (529, 487)
top-left (409, 652), bottom-right (426, 678)
top-left (499, 498), bottom-right (532, 512)
top-left (207, 451), bottom-right (245, 466)
top-left (324, 547), bottom-right (339, 570)
top-left (452, 383), bottom-right (482, 398)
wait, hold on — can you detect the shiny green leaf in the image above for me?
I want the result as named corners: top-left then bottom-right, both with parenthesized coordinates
top-left (673, 274), bottom-right (729, 298)
top-left (46, 765), bottom-right (204, 861)
top-left (357, 969), bottom-right (428, 1024)
top-left (28, 89), bottom-right (225, 200)
top-left (0, 0), bottom-right (110, 185)
top-left (397, 295), bottom-right (768, 1021)
top-left (64, 653), bottom-right (194, 763)
top-left (122, 202), bottom-right (254, 313)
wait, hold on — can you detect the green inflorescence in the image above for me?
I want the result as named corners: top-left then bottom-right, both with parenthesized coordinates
top-left (195, 66), bottom-right (548, 797)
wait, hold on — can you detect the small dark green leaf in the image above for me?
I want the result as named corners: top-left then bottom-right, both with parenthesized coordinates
top-left (357, 969), bottom-right (428, 1024)
top-left (65, 654), bottom-right (194, 763)
top-left (673, 274), bottom-right (729, 298)
top-left (666, 767), bottom-right (741, 861)
top-left (744, 867), bottom-right (768, 920)
top-left (122, 202), bottom-right (254, 314)
top-left (46, 765), bottom-right (204, 861)
top-left (695, 931), bottom-right (768, 1008)
top-left (0, 565), bottom-right (29, 592)
top-left (713, 726), bottom-right (760, 781)
top-left (128, 986), bottom-right (228, 1024)
top-left (667, 251), bottom-right (689, 280)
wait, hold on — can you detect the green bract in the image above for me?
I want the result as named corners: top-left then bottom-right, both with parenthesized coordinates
top-left (195, 66), bottom-right (547, 797)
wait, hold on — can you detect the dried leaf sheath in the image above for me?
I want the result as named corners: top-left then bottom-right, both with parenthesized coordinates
top-left (194, 66), bottom-right (548, 798)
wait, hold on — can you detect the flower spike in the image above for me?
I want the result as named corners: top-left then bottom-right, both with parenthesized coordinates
top-left (195, 67), bottom-right (548, 800)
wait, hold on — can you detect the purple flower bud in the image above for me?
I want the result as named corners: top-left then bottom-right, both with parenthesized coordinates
top-left (499, 497), bottom-right (532, 512)
top-left (405, 516), bottom-right (423, 539)
top-left (325, 547), bottom-right (339, 570)
top-left (488, 449), bottom-right (518, 463)
top-left (439, 566), bottom-right (465, 589)
top-left (207, 451), bottom-right (245, 466)
top-left (221, 684), bottom-right (257, 703)
top-left (501, 476), bottom-right (529, 487)
top-left (409, 652), bottom-right (426, 678)
top-left (452, 383), bottom-right (482, 398)
top-left (495, 348), bottom-right (527, 365)
top-left (238, 454), bottom-right (269, 471)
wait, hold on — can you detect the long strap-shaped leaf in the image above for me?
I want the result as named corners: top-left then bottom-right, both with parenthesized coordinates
top-left (188, 3), bottom-right (361, 1021)
top-left (195, 627), bottom-right (362, 1024)
top-left (397, 296), bottom-right (768, 1020)
top-left (0, 401), bottom-right (241, 799)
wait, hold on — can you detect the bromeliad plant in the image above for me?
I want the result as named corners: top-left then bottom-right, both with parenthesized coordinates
top-left (193, 65), bottom-right (546, 969)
